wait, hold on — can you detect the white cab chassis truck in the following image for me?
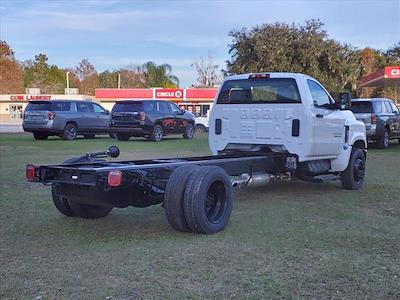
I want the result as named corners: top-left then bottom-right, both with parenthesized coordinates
top-left (26, 73), bottom-right (367, 235)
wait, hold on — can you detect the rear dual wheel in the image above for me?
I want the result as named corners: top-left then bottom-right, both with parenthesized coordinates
top-left (51, 183), bottom-right (112, 219)
top-left (164, 165), bottom-right (233, 234)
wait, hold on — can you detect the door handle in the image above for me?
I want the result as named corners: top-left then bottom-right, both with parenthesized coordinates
top-left (316, 114), bottom-right (324, 118)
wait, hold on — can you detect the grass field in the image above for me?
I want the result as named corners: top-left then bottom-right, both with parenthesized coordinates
top-left (0, 133), bottom-right (399, 299)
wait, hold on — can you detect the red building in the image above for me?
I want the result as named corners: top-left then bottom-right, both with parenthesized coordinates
top-left (95, 87), bottom-right (218, 117)
top-left (360, 66), bottom-right (400, 105)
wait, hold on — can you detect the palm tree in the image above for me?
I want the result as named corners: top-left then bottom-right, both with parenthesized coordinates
top-left (143, 61), bottom-right (179, 87)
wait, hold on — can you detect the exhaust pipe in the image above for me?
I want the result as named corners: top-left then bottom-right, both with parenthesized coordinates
top-left (232, 172), bottom-right (271, 188)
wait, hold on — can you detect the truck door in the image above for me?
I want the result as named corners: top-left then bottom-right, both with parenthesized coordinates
top-left (76, 102), bottom-right (94, 131)
top-left (307, 80), bottom-right (345, 157)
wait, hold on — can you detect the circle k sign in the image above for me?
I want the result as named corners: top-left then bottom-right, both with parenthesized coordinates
top-left (155, 89), bottom-right (184, 99)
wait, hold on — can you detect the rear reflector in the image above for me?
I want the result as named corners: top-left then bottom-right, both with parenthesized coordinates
top-left (26, 164), bottom-right (37, 181)
top-left (108, 170), bottom-right (122, 187)
top-left (249, 73), bottom-right (270, 79)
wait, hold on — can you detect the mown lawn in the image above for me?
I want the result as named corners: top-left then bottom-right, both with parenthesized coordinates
top-left (0, 133), bottom-right (399, 299)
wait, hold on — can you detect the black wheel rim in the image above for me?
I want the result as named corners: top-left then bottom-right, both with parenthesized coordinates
top-left (66, 126), bottom-right (76, 139)
top-left (205, 180), bottom-right (227, 224)
top-left (353, 158), bottom-right (365, 183)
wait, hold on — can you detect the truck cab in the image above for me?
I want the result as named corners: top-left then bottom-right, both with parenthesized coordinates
top-left (209, 73), bottom-right (366, 173)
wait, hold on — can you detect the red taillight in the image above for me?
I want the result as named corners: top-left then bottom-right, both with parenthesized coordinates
top-left (26, 164), bottom-right (37, 181)
top-left (249, 73), bottom-right (270, 79)
top-left (107, 170), bottom-right (122, 187)
top-left (371, 113), bottom-right (378, 124)
top-left (48, 111), bottom-right (56, 120)
top-left (139, 112), bottom-right (146, 122)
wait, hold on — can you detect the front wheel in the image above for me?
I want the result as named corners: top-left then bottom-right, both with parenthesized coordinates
top-left (340, 148), bottom-right (366, 190)
top-left (33, 132), bottom-right (48, 140)
top-left (183, 123), bottom-right (194, 139)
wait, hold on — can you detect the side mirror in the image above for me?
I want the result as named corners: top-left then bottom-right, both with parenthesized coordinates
top-left (105, 110), bottom-right (110, 115)
top-left (338, 92), bottom-right (351, 110)
top-left (178, 109), bottom-right (185, 115)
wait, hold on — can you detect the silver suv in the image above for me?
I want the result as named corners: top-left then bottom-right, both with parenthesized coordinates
top-left (23, 100), bottom-right (110, 140)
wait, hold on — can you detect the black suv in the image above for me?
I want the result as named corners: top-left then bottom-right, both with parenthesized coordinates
top-left (351, 98), bottom-right (400, 149)
top-left (110, 100), bottom-right (195, 142)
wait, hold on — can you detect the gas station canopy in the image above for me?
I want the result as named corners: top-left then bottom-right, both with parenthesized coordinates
top-left (360, 66), bottom-right (400, 87)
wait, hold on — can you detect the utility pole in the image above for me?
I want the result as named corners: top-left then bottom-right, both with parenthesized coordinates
top-left (118, 73), bottom-right (121, 89)
top-left (66, 71), bottom-right (70, 94)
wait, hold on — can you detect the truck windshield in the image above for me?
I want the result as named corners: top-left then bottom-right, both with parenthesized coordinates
top-left (217, 78), bottom-right (301, 104)
top-left (351, 102), bottom-right (373, 113)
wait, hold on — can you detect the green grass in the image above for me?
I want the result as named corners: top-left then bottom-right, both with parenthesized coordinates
top-left (0, 133), bottom-right (399, 299)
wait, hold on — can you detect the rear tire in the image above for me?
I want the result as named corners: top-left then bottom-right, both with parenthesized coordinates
top-left (33, 132), bottom-right (48, 140)
top-left (183, 166), bottom-right (233, 234)
top-left (377, 129), bottom-right (389, 149)
top-left (340, 148), bottom-right (366, 190)
top-left (62, 123), bottom-right (77, 140)
top-left (164, 165), bottom-right (197, 232)
top-left (150, 125), bottom-right (163, 142)
top-left (116, 133), bottom-right (130, 141)
top-left (51, 184), bottom-right (75, 217)
top-left (183, 123), bottom-right (194, 139)
top-left (67, 201), bottom-right (113, 219)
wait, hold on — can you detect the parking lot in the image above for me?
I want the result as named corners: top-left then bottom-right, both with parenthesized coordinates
top-left (0, 133), bottom-right (399, 298)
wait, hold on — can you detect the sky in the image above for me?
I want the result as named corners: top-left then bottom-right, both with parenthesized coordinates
top-left (1, 0), bottom-right (399, 87)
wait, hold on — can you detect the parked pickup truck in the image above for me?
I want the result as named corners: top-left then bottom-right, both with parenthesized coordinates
top-left (26, 73), bottom-right (367, 234)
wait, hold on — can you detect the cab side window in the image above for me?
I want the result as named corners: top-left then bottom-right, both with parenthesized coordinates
top-left (169, 102), bottom-right (180, 113)
top-left (307, 80), bottom-right (332, 108)
top-left (158, 101), bottom-right (171, 113)
top-left (93, 103), bottom-right (105, 113)
top-left (389, 101), bottom-right (399, 114)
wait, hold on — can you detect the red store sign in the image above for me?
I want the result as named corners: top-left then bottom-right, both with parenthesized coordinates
top-left (385, 66), bottom-right (400, 78)
top-left (155, 89), bottom-right (183, 99)
top-left (10, 95), bottom-right (52, 101)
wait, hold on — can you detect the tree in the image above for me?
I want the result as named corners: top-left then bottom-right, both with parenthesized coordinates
top-left (385, 42), bottom-right (400, 64)
top-left (0, 41), bottom-right (24, 93)
top-left (192, 53), bottom-right (223, 87)
top-left (23, 53), bottom-right (66, 94)
top-left (226, 19), bottom-right (361, 95)
top-left (75, 59), bottom-right (98, 95)
top-left (142, 61), bottom-right (179, 88)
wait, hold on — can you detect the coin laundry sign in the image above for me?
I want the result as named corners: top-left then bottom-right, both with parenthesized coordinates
top-left (10, 95), bottom-right (52, 101)
top-left (155, 89), bottom-right (183, 99)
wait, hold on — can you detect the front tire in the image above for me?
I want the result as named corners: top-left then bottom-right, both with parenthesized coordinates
top-left (150, 125), bottom-right (163, 142)
top-left (183, 123), bottom-right (194, 139)
top-left (195, 124), bottom-right (207, 135)
top-left (183, 166), bottom-right (233, 234)
top-left (51, 184), bottom-right (75, 217)
top-left (340, 148), bottom-right (366, 190)
top-left (33, 132), bottom-right (48, 140)
top-left (62, 123), bottom-right (77, 140)
top-left (377, 129), bottom-right (389, 149)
